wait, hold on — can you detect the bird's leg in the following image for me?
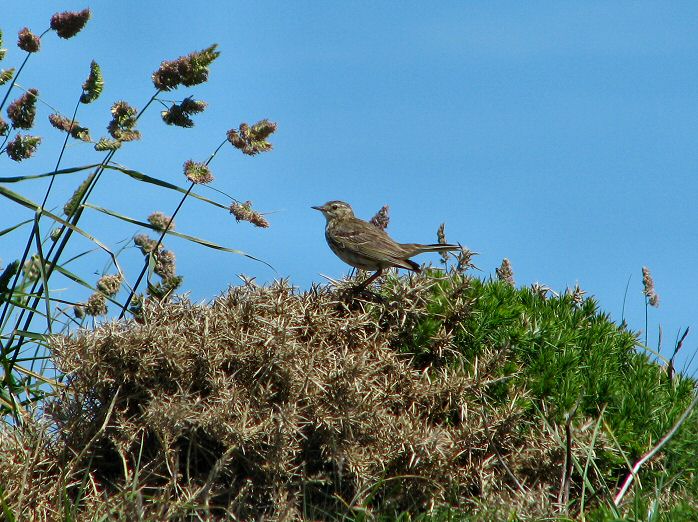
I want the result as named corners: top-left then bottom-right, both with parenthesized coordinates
top-left (353, 269), bottom-right (383, 293)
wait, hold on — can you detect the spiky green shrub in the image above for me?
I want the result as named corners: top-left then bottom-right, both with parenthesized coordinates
top-left (396, 275), bottom-right (697, 497)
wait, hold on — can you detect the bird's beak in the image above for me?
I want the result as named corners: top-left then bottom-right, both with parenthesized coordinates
top-left (311, 205), bottom-right (323, 211)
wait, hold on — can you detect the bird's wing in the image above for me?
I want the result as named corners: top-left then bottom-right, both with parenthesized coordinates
top-left (331, 218), bottom-right (411, 264)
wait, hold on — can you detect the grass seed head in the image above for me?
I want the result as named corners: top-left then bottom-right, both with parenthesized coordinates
top-left (147, 211), bottom-right (175, 232)
top-left (642, 266), bottom-right (660, 307)
top-left (152, 44), bottom-right (220, 91)
top-left (80, 60), bottom-right (103, 104)
top-left (229, 201), bottom-right (270, 228)
top-left (183, 160), bottom-right (213, 184)
top-left (48, 113), bottom-right (91, 141)
top-left (226, 119), bottom-right (277, 155)
top-left (107, 101), bottom-right (140, 141)
top-left (96, 274), bottom-right (123, 297)
top-left (7, 88), bottom-right (39, 129)
top-left (6, 134), bottom-right (41, 161)
top-left (84, 292), bottom-right (107, 316)
top-left (496, 258), bottom-right (515, 286)
top-left (0, 69), bottom-right (15, 86)
top-left (50, 8), bottom-right (91, 39)
top-left (17, 27), bottom-right (40, 52)
top-left (370, 205), bottom-right (390, 230)
top-left (134, 233), bottom-right (160, 255)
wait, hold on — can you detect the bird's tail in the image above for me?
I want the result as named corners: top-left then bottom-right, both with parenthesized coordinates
top-left (402, 243), bottom-right (461, 256)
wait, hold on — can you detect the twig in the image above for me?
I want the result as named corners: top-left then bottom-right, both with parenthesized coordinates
top-left (613, 390), bottom-right (698, 506)
top-left (119, 137), bottom-right (228, 319)
top-left (558, 397), bottom-right (581, 509)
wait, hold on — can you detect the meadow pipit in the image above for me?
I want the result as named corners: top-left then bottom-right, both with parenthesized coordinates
top-left (312, 200), bottom-right (460, 290)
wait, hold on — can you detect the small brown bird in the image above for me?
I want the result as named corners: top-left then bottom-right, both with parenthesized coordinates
top-left (312, 200), bottom-right (461, 290)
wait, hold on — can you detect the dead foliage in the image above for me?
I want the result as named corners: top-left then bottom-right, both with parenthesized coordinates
top-left (1, 272), bottom-right (593, 520)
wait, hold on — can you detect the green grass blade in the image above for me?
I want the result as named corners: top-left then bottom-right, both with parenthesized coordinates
top-left (103, 164), bottom-right (228, 209)
top-left (12, 363), bottom-right (62, 387)
top-left (32, 219), bottom-right (53, 334)
top-left (11, 329), bottom-right (47, 343)
top-left (83, 202), bottom-right (276, 271)
top-left (0, 185), bottom-right (123, 273)
top-left (0, 164), bottom-right (101, 183)
top-left (0, 219), bottom-right (33, 237)
top-left (0, 484), bottom-right (17, 522)
top-left (52, 263), bottom-right (97, 292)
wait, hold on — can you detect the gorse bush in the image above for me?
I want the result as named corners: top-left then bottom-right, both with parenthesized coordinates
top-left (0, 8), bottom-right (276, 420)
top-left (1, 271), bottom-right (696, 520)
top-left (1, 6), bottom-right (696, 522)
top-left (414, 277), bottom-right (697, 492)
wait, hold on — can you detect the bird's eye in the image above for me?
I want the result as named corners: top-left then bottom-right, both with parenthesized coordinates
top-left (331, 204), bottom-right (338, 210)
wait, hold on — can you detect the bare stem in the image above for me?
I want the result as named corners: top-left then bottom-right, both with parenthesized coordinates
top-left (118, 137), bottom-right (228, 319)
top-left (2, 91), bottom-right (162, 393)
top-left (613, 390), bottom-right (698, 506)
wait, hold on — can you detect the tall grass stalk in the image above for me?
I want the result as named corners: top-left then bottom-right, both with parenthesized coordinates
top-left (0, 11), bottom-right (274, 422)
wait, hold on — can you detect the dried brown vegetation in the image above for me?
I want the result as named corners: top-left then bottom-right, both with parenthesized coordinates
top-left (0, 272), bottom-right (680, 520)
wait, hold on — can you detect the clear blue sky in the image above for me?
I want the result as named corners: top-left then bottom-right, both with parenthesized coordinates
top-left (2, 2), bottom-right (697, 375)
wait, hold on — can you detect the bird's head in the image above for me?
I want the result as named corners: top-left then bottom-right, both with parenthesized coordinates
top-left (311, 200), bottom-right (355, 221)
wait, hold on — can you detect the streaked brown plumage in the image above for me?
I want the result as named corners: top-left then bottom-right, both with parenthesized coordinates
top-left (312, 200), bottom-right (460, 290)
